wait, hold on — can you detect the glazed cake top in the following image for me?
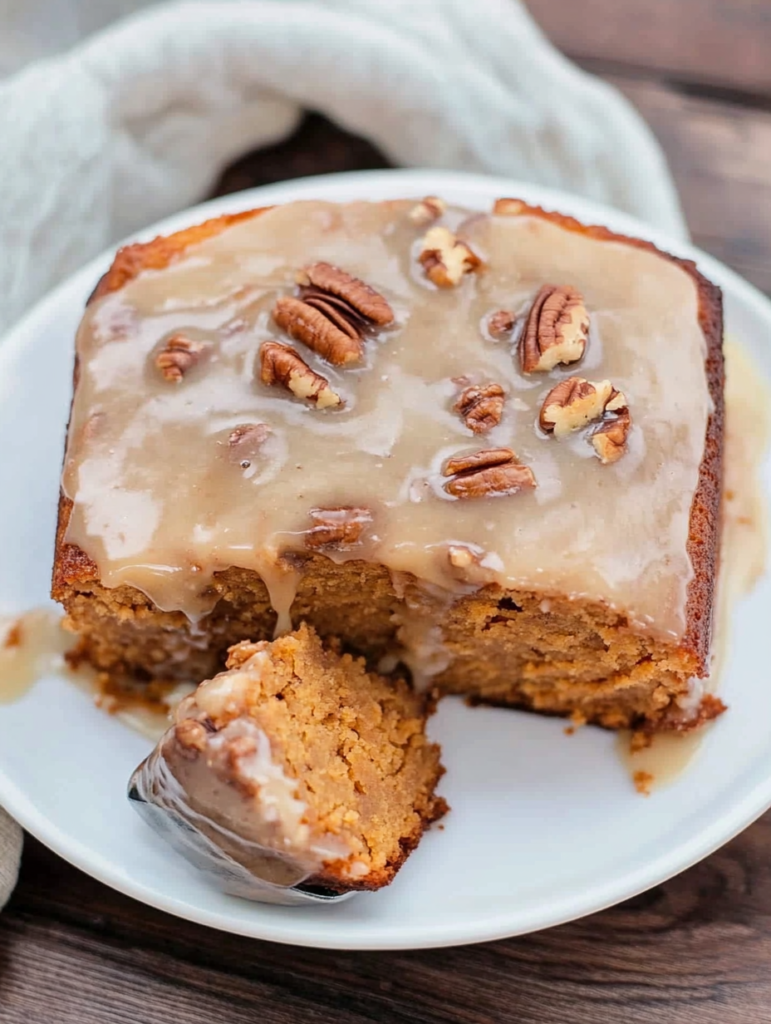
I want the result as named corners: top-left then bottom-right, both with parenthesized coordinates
top-left (62, 199), bottom-right (713, 644)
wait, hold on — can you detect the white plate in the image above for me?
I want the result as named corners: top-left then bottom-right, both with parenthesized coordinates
top-left (0, 169), bottom-right (769, 951)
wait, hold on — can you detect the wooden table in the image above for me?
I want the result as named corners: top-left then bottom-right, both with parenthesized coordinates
top-left (3, 2), bottom-right (771, 1020)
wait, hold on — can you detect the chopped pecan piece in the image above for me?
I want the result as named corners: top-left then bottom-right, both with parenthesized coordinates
top-left (540, 376), bottom-right (631, 463)
top-left (228, 423), bottom-right (271, 449)
top-left (443, 447), bottom-right (536, 499)
top-left (305, 506), bottom-right (373, 549)
top-left (418, 226), bottom-right (482, 288)
top-left (446, 544), bottom-right (500, 583)
top-left (155, 334), bottom-right (208, 382)
top-left (539, 377), bottom-right (619, 437)
top-left (259, 342), bottom-right (342, 409)
top-left (409, 196), bottom-right (446, 225)
top-left (493, 198), bottom-right (527, 216)
top-left (487, 309), bottom-right (515, 338)
top-left (591, 406), bottom-right (631, 464)
top-left (454, 383), bottom-right (505, 434)
top-left (273, 262), bottom-right (393, 367)
top-left (447, 544), bottom-right (505, 586)
top-left (519, 285), bottom-right (589, 373)
top-left (227, 423), bottom-right (271, 466)
top-left (448, 545), bottom-right (476, 570)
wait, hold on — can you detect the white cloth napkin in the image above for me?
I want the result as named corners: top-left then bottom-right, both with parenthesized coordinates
top-left (0, 0), bottom-right (685, 906)
top-left (0, 808), bottom-right (22, 907)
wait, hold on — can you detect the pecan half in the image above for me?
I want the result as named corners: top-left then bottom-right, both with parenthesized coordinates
top-left (591, 406), bottom-right (631, 464)
top-left (443, 447), bottom-right (536, 498)
top-left (519, 285), bottom-right (589, 373)
top-left (454, 383), bottom-right (505, 434)
top-left (409, 196), bottom-right (446, 225)
top-left (418, 226), bottom-right (482, 288)
top-left (155, 334), bottom-right (208, 382)
top-left (304, 506), bottom-right (373, 549)
top-left (273, 263), bottom-right (393, 367)
top-left (299, 262), bottom-right (394, 326)
top-left (259, 342), bottom-right (342, 409)
top-left (273, 296), bottom-right (363, 366)
top-left (487, 309), bottom-right (515, 338)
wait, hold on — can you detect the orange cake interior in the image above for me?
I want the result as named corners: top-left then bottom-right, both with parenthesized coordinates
top-left (133, 624), bottom-right (445, 892)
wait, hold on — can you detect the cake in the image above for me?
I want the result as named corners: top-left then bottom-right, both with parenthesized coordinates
top-left (129, 624), bottom-right (445, 898)
top-left (53, 196), bottom-right (724, 732)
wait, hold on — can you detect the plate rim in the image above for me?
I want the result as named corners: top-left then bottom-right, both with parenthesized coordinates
top-left (2, 167), bottom-right (770, 951)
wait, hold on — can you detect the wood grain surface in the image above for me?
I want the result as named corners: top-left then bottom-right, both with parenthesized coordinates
top-left (527, 0), bottom-right (771, 93)
top-left (4, 2), bottom-right (771, 1021)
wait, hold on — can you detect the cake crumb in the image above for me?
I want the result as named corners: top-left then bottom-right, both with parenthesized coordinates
top-left (633, 770), bottom-right (654, 796)
top-left (563, 726), bottom-right (575, 736)
top-left (630, 729), bottom-right (653, 754)
top-left (664, 694), bottom-right (728, 732)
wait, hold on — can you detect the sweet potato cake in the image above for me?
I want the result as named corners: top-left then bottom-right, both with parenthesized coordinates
top-left (53, 196), bottom-right (724, 732)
